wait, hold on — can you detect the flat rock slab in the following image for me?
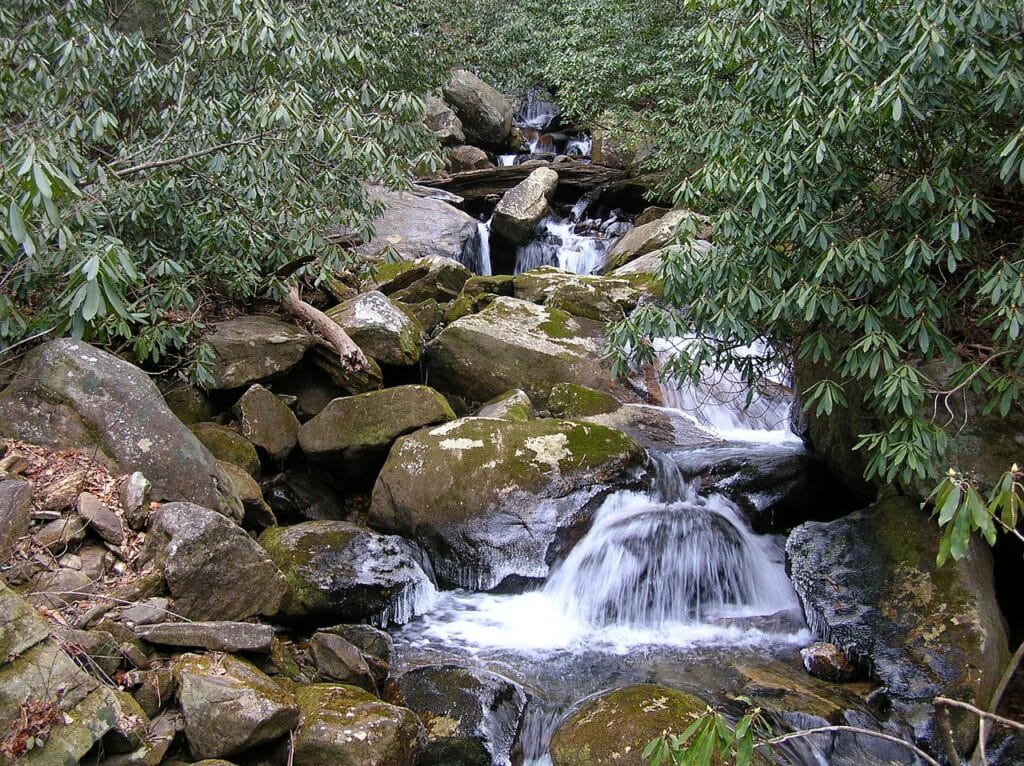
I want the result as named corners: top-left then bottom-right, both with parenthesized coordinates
top-left (136, 622), bottom-right (275, 653)
top-left (205, 315), bottom-right (314, 390)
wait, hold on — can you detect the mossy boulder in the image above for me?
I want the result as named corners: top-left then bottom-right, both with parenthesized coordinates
top-left (369, 417), bottom-right (646, 590)
top-left (326, 291), bottom-right (424, 367)
top-left (475, 389), bottom-right (535, 421)
top-left (548, 383), bottom-right (620, 418)
top-left (205, 315), bottom-right (315, 390)
top-left (576, 403), bottom-right (723, 452)
top-left (190, 422), bottom-right (260, 476)
top-left (786, 497), bottom-right (1009, 750)
top-left (291, 683), bottom-right (424, 766)
top-left (550, 684), bottom-right (711, 766)
top-left (461, 274), bottom-right (515, 299)
top-left (377, 255), bottom-right (473, 305)
top-left (395, 664), bottom-right (528, 766)
top-left (259, 520), bottom-right (436, 627)
top-left (298, 385), bottom-right (455, 480)
top-left (233, 384), bottom-right (300, 463)
top-left (175, 652), bottom-right (299, 759)
top-left (399, 299), bottom-right (444, 335)
top-left (514, 267), bottom-right (640, 322)
top-left (0, 339), bottom-right (242, 519)
top-left (442, 69), bottom-right (513, 148)
top-left (162, 383), bottom-right (218, 425)
top-left (425, 296), bottom-right (615, 406)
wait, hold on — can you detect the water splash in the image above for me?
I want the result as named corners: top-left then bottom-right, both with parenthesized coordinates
top-left (516, 91), bottom-right (559, 130)
top-left (478, 217), bottom-right (493, 276)
top-left (514, 216), bottom-right (610, 275)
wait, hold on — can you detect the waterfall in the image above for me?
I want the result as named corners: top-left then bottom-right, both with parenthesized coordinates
top-left (566, 135), bottom-right (591, 157)
top-left (516, 90), bottom-right (559, 129)
top-left (478, 217), bottom-right (493, 276)
top-left (514, 216), bottom-right (610, 275)
top-left (497, 154), bottom-right (518, 166)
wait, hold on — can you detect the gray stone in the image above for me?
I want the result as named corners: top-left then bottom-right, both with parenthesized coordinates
top-left (205, 315), bottom-right (315, 390)
top-left (492, 167), bottom-right (558, 246)
top-left (137, 621), bottom-right (275, 653)
top-left (298, 385), bottom-right (454, 478)
top-left (176, 652), bottom-right (299, 759)
top-left (190, 422), bottom-right (261, 477)
top-left (448, 144), bottom-right (493, 172)
top-left (51, 625), bottom-right (121, 679)
top-left (309, 631), bottom-right (376, 692)
top-left (233, 384), bottom-right (300, 463)
top-left (396, 664), bottom-right (528, 766)
top-left (28, 565), bottom-right (96, 609)
top-left (442, 69), bottom-right (513, 148)
top-left (369, 417), bottom-right (646, 590)
top-left (141, 502), bottom-right (286, 621)
top-left (0, 339), bottom-right (242, 518)
top-left (576, 403), bottom-right (722, 452)
top-left (801, 641), bottom-right (859, 683)
top-left (259, 520), bottom-right (436, 627)
top-left (218, 460), bottom-right (277, 530)
top-left (374, 255), bottom-right (473, 304)
top-left (76, 491), bottom-right (124, 545)
top-left (475, 389), bottom-right (535, 421)
top-left (320, 624), bottom-right (392, 690)
top-left (326, 291), bottom-right (424, 367)
top-left (34, 514), bottom-right (87, 551)
top-left (119, 597), bottom-right (170, 626)
top-left (424, 94), bottom-right (465, 145)
top-left (600, 209), bottom-right (711, 274)
top-left (0, 477), bottom-right (32, 563)
top-left (119, 471), bottom-right (151, 531)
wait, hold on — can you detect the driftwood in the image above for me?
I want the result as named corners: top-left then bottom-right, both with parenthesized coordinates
top-left (419, 161), bottom-right (632, 201)
top-left (281, 285), bottom-right (370, 374)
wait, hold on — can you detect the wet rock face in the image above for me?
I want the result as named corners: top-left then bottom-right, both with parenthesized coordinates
top-left (141, 502), bottom-right (287, 621)
top-left (442, 69), bottom-right (514, 148)
top-left (258, 520), bottom-right (436, 627)
top-left (425, 296), bottom-right (615, 407)
top-left (292, 683), bottom-right (424, 766)
top-left (786, 497), bottom-right (1009, 750)
top-left (0, 339), bottom-right (242, 519)
top-left (550, 684), bottom-right (710, 766)
top-left (395, 664), bottom-right (528, 766)
top-left (369, 416), bottom-right (646, 590)
top-left (205, 315), bottom-right (315, 390)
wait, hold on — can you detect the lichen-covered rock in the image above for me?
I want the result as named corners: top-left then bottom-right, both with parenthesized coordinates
top-left (786, 497), bottom-right (1009, 749)
top-left (424, 94), bottom-right (465, 146)
top-left (475, 389), bottom-right (535, 421)
top-left (0, 478), bottom-right (32, 563)
top-left (600, 210), bottom-right (710, 274)
top-left (233, 384), bottom-right (300, 463)
top-left (309, 631), bottom-right (377, 692)
top-left (175, 653), bottom-right (299, 759)
top-left (190, 422), bottom-right (261, 476)
top-left (369, 417), bottom-right (646, 590)
top-left (374, 255), bottom-right (473, 305)
top-left (291, 683), bottom-right (424, 766)
top-left (425, 297), bottom-right (615, 406)
top-left (576, 403), bottom-right (722, 452)
top-left (442, 69), bottom-right (513, 148)
top-left (492, 167), bottom-right (558, 246)
top-left (547, 384), bottom-right (620, 418)
top-left (550, 684), bottom-right (710, 766)
top-left (514, 267), bottom-right (640, 322)
top-left (0, 339), bottom-right (242, 518)
top-left (141, 502), bottom-right (287, 621)
top-left (326, 291), bottom-right (424, 367)
top-left (205, 316), bottom-right (315, 390)
top-left (395, 664), bottom-right (528, 766)
top-left (298, 385), bottom-right (455, 479)
top-left (137, 621), bottom-right (275, 653)
top-left (259, 520), bottom-right (436, 627)
top-left (354, 188), bottom-right (479, 265)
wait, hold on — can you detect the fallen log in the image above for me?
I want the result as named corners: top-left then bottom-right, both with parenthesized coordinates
top-left (419, 161), bottom-right (632, 201)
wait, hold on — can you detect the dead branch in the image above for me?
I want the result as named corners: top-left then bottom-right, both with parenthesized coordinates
top-left (281, 285), bottom-right (370, 374)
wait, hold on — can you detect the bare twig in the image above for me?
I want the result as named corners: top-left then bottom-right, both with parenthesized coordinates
top-left (763, 725), bottom-right (943, 766)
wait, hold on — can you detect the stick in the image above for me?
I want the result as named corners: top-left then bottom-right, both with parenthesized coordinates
top-left (281, 285), bottom-right (370, 373)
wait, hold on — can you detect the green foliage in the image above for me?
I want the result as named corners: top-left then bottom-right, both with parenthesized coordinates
top-left (929, 464), bottom-right (1024, 565)
top-left (590, 0), bottom-right (1024, 487)
top-left (1, 0), bottom-right (447, 373)
top-left (644, 700), bottom-right (767, 766)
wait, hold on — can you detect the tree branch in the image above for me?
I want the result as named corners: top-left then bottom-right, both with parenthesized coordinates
top-left (281, 285), bottom-right (370, 374)
top-left (763, 725), bottom-right (943, 766)
top-left (110, 132), bottom-right (279, 178)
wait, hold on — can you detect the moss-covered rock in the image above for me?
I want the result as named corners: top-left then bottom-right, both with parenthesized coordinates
top-left (461, 274), bottom-right (515, 299)
top-left (399, 299), bottom-right (444, 336)
top-left (190, 422), bottom-right (260, 476)
top-left (297, 386), bottom-right (455, 480)
top-left (162, 383), bottom-right (219, 425)
top-left (233, 384), bottom-right (300, 463)
top-left (326, 291), bottom-right (424, 367)
top-left (259, 520), bottom-right (436, 627)
top-left (292, 683), bottom-right (424, 766)
top-left (475, 389), bottom-right (535, 421)
top-left (786, 497), bottom-right (1009, 750)
top-left (550, 684), bottom-right (711, 766)
top-left (374, 255), bottom-right (473, 305)
top-left (513, 267), bottom-right (640, 322)
top-left (369, 417), bottom-right (646, 590)
top-left (548, 383), bottom-right (620, 418)
top-left (175, 652), bottom-right (299, 759)
top-left (218, 459), bottom-right (276, 530)
top-left (204, 315), bottom-right (315, 390)
top-left (425, 297), bottom-right (617, 406)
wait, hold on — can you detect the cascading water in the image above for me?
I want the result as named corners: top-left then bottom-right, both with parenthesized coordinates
top-left (477, 217), bottom-right (493, 276)
top-left (513, 215), bottom-right (623, 275)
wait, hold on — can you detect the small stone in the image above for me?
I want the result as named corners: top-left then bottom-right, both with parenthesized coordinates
top-left (136, 621), bottom-right (275, 653)
top-left (28, 566), bottom-right (95, 608)
top-left (801, 641), bottom-right (859, 683)
top-left (119, 597), bottom-right (171, 626)
top-left (77, 491), bottom-right (125, 545)
top-left (52, 625), bottom-right (122, 679)
top-left (34, 514), bottom-right (87, 551)
top-left (320, 624), bottom-right (392, 690)
top-left (233, 384), bottom-right (300, 463)
top-left (309, 631), bottom-right (377, 692)
top-left (120, 471), bottom-right (151, 531)
top-left (127, 667), bottom-right (177, 718)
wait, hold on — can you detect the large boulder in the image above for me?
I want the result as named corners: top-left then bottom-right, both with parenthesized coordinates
top-left (355, 188), bottom-right (479, 265)
top-left (175, 653), bottom-right (299, 759)
top-left (0, 339), bottom-right (242, 518)
top-left (395, 664), bottom-right (528, 766)
top-left (442, 69), bottom-right (513, 148)
top-left (298, 385), bottom-right (455, 479)
top-left (259, 520), bottom-right (436, 626)
top-left (425, 297), bottom-right (615, 406)
top-left (141, 502), bottom-right (287, 621)
top-left (233, 384), bottom-right (300, 463)
top-left (326, 291), bottom-right (424, 367)
top-left (369, 417), bottom-right (647, 590)
top-left (786, 497), bottom-right (1009, 750)
top-left (291, 683), bottom-right (424, 766)
top-left (600, 210), bottom-right (710, 274)
top-left (491, 167), bottom-right (559, 247)
top-left (448, 145), bottom-right (493, 172)
top-left (513, 267), bottom-right (640, 321)
top-left (424, 94), bottom-right (465, 146)
top-left (374, 255), bottom-right (473, 305)
top-left (549, 684), bottom-right (710, 766)
top-left (205, 315), bottom-right (315, 390)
